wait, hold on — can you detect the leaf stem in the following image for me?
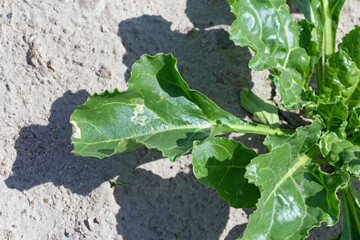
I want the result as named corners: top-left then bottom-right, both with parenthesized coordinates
top-left (305, 145), bottom-right (321, 160)
top-left (312, 157), bottom-right (328, 164)
top-left (340, 181), bottom-right (360, 235)
top-left (229, 122), bottom-right (294, 136)
top-left (322, 0), bottom-right (334, 57)
top-left (316, 58), bottom-right (324, 97)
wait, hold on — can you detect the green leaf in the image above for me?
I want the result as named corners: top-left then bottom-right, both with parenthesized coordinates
top-left (322, 26), bottom-right (360, 108)
top-left (295, 19), bottom-right (321, 81)
top-left (319, 132), bottom-right (360, 178)
top-left (290, 0), bottom-right (323, 53)
top-left (291, 0), bottom-right (346, 55)
top-left (240, 120), bottom-right (350, 239)
top-left (70, 54), bottom-right (287, 161)
top-left (240, 88), bottom-right (279, 128)
top-left (339, 146), bottom-right (360, 179)
top-left (227, 0), bottom-right (315, 110)
top-left (313, 101), bottom-right (348, 138)
top-left (339, 182), bottom-right (360, 239)
top-left (348, 107), bottom-right (360, 133)
top-left (319, 132), bottom-right (353, 163)
top-left (192, 138), bottom-right (260, 208)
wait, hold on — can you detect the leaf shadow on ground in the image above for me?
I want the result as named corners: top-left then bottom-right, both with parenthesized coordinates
top-left (4, 90), bottom-right (120, 195)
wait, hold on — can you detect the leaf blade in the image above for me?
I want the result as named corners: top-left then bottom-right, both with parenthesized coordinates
top-left (228, 0), bottom-right (315, 109)
top-left (192, 138), bottom-right (260, 208)
top-left (70, 53), bottom-right (263, 161)
top-left (240, 120), bottom-right (350, 239)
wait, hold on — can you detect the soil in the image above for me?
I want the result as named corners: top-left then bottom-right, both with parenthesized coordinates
top-left (0, 0), bottom-right (359, 239)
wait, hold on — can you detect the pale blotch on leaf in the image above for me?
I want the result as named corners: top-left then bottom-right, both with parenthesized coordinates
top-left (157, 91), bottom-right (164, 103)
top-left (130, 98), bottom-right (148, 126)
top-left (70, 120), bottom-right (81, 139)
top-left (131, 115), bottom-right (148, 126)
top-left (130, 98), bottom-right (144, 105)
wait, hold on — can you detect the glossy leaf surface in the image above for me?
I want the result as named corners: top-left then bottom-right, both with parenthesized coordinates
top-left (313, 101), bottom-right (348, 137)
top-left (227, 0), bottom-right (315, 110)
top-left (192, 138), bottom-right (260, 208)
top-left (71, 54), bottom-right (253, 160)
top-left (241, 120), bottom-right (350, 239)
top-left (339, 183), bottom-right (360, 239)
top-left (320, 132), bottom-right (360, 178)
top-left (70, 54), bottom-right (285, 161)
top-left (322, 26), bottom-right (360, 108)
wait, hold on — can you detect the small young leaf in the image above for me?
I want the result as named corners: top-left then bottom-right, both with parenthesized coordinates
top-left (295, 19), bottom-right (321, 82)
top-left (348, 107), bottom-right (360, 133)
top-left (319, 132), bottom-right (360, 179)
top-left (339, 146), bottom-right (360, 179)
top-left (291, 0), bottom-right (346, 55)
top-left (241, 120), bottom-right (350, 239)
top-left (290, 0), bottom-right (323, 46)
top-left (319, 132), bottom-right (353, 163)
top-left (313, 101), bottom-right (348, 138)
top-left (240, 88), bottom-right (279, 128)
top-left (192, 138), bottom-right (260, 208)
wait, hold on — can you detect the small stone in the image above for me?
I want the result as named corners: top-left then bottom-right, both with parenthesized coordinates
top-left (93, 217), bottom-right (100, 224)
top-left (96, 66), bottom-right (111, 79)
top-left (84, 218), bottom-right (92, 231)
top-left (100, 25), bottom-right (107, 32)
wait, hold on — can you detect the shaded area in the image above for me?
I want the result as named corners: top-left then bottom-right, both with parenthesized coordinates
top-left (118, 0), bottom-right (252, 118)
top-left (4, 90), bottom-right (118, 195)
top-left (113, 161), bottom-right (231, 239)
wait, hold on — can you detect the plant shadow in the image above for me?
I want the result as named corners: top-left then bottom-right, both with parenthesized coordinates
top-left (4, 90), bottom-right (123, 195)
top-left (113, 160), bottom-right (231, 239)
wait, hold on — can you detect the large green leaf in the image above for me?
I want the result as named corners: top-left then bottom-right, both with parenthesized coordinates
top-left (240, 120), bottom-right (350, 239)
top-left (339, 182), bottom-right (360, 240)
top-left (240, 88), bottom-right (279, 128)
top-left (227, 0), bottom-right (315, 110)
top-left (192, 138), bottom-right (260, 208)
top-left (70, 54), bottom-right (285, 161)
top-left (322, 26), bottom-right (360, 108)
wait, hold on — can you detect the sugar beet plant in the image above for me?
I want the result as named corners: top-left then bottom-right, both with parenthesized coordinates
top-left (70, 0), bottom-right (360, 239)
